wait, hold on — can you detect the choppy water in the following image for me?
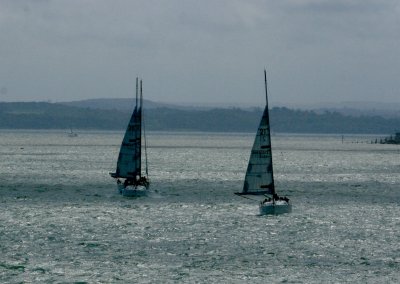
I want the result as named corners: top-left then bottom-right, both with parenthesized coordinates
top-left (1, 130), bottom-right (399, 283)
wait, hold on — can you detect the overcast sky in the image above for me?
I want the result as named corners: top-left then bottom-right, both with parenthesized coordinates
top-left (1, 0), bottom-right (399, 106)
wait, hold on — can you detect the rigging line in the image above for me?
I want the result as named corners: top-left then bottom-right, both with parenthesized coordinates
top-left (143, 107), bottom-right (149, 177)
top-left (138, 79), bottom-right (143, 175)
top-left (264, 68), bottom-right (275, 195)
top-left (142, 82), bottom-right (149, 178)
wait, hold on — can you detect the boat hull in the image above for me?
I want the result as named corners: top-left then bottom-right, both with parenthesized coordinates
top-left (259, 201), bottom-right (292, 215)
top-left (117, 184), bottom-right (148, 197)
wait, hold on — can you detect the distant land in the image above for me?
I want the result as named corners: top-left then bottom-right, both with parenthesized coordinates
top-left (60, 98), bottom-right (258, 111)
top-left (61, 98), bottom-right (400, 118)
top-left (309, 101), bottom-right (400, 119)
top-left (61, 98), bottom-right (185, 111)
top-left (1, 100), bottom-right (399, 134)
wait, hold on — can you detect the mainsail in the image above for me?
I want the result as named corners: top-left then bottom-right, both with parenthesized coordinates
top-left (236, 70), bottom-right (275, 196)
top-left (110, 78), bottom-right (143, 179)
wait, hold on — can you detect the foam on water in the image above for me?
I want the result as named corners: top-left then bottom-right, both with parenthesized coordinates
top-left (1, 131), bottom-right (399, 283)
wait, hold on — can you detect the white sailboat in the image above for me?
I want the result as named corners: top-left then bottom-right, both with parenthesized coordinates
top-left (110, 77), bottom-right (149, 197)
top-left (235, 70), bottom-right (291, 215)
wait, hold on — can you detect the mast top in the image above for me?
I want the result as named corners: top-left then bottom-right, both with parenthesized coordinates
top-left (140, 79), bottom-right (143, 109)
top-left (264, 68), bottom-right (268, 106)
top-left (136, 77), bottom-right (139, 108)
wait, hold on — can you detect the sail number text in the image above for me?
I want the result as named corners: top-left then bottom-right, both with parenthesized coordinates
top-left (259, 128), bottom-right (268, 136)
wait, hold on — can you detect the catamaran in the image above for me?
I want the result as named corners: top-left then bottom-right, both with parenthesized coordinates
top-left (110, 77), bottom-right (150, 197)
top-left (235, 70), bottom-right (291, 215)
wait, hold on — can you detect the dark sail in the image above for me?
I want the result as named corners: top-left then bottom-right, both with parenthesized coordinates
top-left (110, 78), bottom-right (142, 179)
top-left (236, 70), bottom-right (275, 196)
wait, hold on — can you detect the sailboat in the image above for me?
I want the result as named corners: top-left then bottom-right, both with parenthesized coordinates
top-left (110, 77), bottom-right (150, 197)
top-left (235, 70), bottom-right (291, 215)
top-left (68, 128), bottom-right (78, 137)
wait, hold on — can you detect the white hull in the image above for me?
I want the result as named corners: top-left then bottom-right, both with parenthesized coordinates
top-left (259, 200), bottom-right (292, 215)
top-left (117, 184), bottom-right (148, 197)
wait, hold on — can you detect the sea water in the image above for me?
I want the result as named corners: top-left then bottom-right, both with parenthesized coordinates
top-left (0, 130), bottom-right (399, 283)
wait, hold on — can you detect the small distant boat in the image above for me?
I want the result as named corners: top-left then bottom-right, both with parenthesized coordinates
top-left (68, 128), bottom-right (78, 137)
top-left (378, 132), bottom-right (400, 144)
top-left (110, 77), bottom-right (150, 197)
top-left (235, 70), bottom-right (291, 215)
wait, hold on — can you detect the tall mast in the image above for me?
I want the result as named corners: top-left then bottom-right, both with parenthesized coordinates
top-left (264, 69), bottom-right (268, 106)
top-left (137, 79), bottom-right (142, 176)
top-left (141, 80), bottom-right (149, 177)
top-left (140, 80), bottom-right (143, 110)
top-left (136, 77), bottom-right (139, 108)
top-left (264, 68), bottom-right (275, 195)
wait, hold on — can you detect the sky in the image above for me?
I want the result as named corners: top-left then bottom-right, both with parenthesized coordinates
top-left (0, 0), bottom-right (399, 107)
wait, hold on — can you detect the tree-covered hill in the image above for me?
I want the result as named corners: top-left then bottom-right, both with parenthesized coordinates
top-left (0, 102), bottom-right (129, 129)
top-left (0, 102), bottom-right (399, 134)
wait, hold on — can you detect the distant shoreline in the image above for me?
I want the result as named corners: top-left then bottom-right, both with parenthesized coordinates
top-left (0, 102), bottom-right (399, 135)
top-left (0, 129), bottom-right (389, 138)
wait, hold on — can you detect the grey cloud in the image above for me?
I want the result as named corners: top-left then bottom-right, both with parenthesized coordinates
top-left (0, 0), bottom-right (399, 105)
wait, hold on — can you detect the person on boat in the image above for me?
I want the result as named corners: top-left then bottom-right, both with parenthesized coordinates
top-left (273, 193), bottom-right (279, 201)
top-left (137, 176), bottom-right (145, 185)
top-left (140, 176), bottom-right (149, 187)
top-left (262, 197), bottom-right (272, 204)
top-left (117, 179), bottom-right (121, 185)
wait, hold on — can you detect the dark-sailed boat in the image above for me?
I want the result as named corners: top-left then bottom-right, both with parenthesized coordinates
top-left (235, 70), bottom-right (291, 214)
top-left (110, 77), bottom-right (149, 197)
